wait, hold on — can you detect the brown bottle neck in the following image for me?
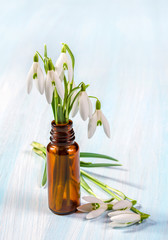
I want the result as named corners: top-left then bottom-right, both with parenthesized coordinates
top-left (50, 120), bottom-right (75, 146)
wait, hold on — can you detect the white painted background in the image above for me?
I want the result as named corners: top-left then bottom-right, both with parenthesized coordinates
top-left (0, 0), bottom-right (168, 239)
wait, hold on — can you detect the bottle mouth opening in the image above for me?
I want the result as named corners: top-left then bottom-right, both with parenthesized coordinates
top-left (50, 120), bottom-right (75, 145)
top-left (51, 120), bottom-right (73, 128)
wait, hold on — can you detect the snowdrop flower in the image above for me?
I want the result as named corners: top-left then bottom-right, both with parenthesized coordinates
top-left (77, 196), bottom-right (108, 219)
top-left (55, 45), bottom-right (73, 82)
top-left (88, 100), bottom-right (110, 138)
top-left (27, 53), bottom-right (44, 94)
top-left (112, 200), bottom-right (132, 210)
top-left (71, 84), bottom-right (92, 121)
top-left (77, 196), bottom-right (132, 220)
top-left (45, 60), bottom-right (64, 104)
top-left (108, 210), bottom-right (141, 228)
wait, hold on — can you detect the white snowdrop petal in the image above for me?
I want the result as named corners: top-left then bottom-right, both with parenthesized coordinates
top-left (100, 111), bottom-right (111, 138)
top-left (26, 65), bottom-right (33, 94)
top-left (109, 222), bottom-right (127, 228)
top-left (45, 73), bottom-right (54, 104)
top-left (86, 206), bottom-right (106, 219)
top-left (67, 57), bottom-right (73, 82)
top-left (59, 70), bottom-right (64, 82)
top-left (110, 213), bottom-right (141, 223)
top-left (56, 52), bottom-right (73, 82)
top-left (54, 71), bottom-right (64, 99)
top-left (88, 111), bottom-right (97, 138)
top-left (88, 97), bottom-right (93, 118)
top-left (112, 200), bottom-right (132, 210)
top-left (111, 199), bottom-right (118, 204)
top-left (61, 53), bottom-right (73, 82)
top-left (83, 196), bottom-right (104, 204)
top-left (108, 210), bottom-right (132, 217)
top-left (37, 66), bottom-right (45, 94)
top-left (79, 92), bottom-right (89, 121)
top-left (34, 77), bottom-right (39, 91)
top-left (33, 62), bottom-right (39, 73)
top-left (61, 52), bottom-right (68, 62)
top-left (77, 203), bottom-right (93, 213)
top-left (109, 222), bottom-right (137, 228)
top-left (71, 95), bottom-right (79, 117)
top-left (55, 53), bottom-right (64, 76)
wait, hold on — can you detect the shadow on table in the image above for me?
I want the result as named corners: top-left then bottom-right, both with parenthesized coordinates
top-left (84, 169), bottom-right (143, 189)
top-left (122, 219), bottom-right (157, 233)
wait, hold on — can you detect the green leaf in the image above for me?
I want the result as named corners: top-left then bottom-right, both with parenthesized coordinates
top-left (104, 197), bottom-right (114, 203)
top-left (80, 152), bottom-right (119, 162)
top-left (32, 147), bottom-right (47, 186)
top-left (62, 43), bottom-right (75, 69)
top-left (31, 141), bottom-right (45, 149)
top-left (31, 142), bottom-right (46, 155)
top-left (32, 147), bottom-right (46, 159)
top-left (80, 163), bottom-right (122, 167)
top-left (80, 161), bottom-right (92, 165)
top-left (42, 162), bottom-right (47, 186)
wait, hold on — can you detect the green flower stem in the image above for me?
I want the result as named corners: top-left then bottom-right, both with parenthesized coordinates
top-left (81, 169), bottom-right (121, 201)
top-left (61, 43), bottom-right (75, 70)
top-left (51, 98), bottom-right (55, 120)
top-left (89, 96), bottom-right (99, 100)
top-left (36, 51), bottom-right (44, 62)
top-left (66, 86), bottom-right (81, 101)
top-left (80, 175), bottom-right (97, 197)
top-left (131, 207), bottom-right (150, 220)
top-left (68, 90), bottom-right (81, 114)
top-left (54, 87), bottom-right (58, 123)
top-left (80, 175), bottom-right (115, 203)
top-left (80, 169), bottom-right (135, 201)
top-left (63, 76), bottom-right (68, 112)
top-left (80, 169), bottom-right (123, 200)
top-left (69, 81), bottom-right (73, 93)
top-left (80, 169), bottom-right (150, 220)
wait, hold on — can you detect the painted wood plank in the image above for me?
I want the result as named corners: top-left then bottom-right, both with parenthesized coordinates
top-left (0, 0), bottom-right (168, 239)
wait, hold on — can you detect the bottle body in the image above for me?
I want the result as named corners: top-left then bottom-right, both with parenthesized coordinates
top-left (47, 120), bottom-right (80, 214)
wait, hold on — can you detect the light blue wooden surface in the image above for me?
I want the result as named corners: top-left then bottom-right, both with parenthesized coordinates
top-left (0, 0), bottom-right (168, 239)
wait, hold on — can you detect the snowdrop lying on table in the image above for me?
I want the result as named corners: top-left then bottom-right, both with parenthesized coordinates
top-left (77, 196), bottom-right (141, 228)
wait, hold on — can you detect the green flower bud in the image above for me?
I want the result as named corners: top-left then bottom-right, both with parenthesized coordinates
top-left (96, 100), bottom-right (101, 110)
top-left (61, 45), bottom-right (66, 53)
top-left (48, 59), bottom-right (53, 71)
top-left (33, 53), bottom-right (39, 62)
top-left (81, 83), bottom-right (86, 91)
top-left (44, 44), bottom-right (47, 58)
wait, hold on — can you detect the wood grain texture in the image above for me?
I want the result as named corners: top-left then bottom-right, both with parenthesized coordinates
top-left (0, 0), bottom-right (168, 239)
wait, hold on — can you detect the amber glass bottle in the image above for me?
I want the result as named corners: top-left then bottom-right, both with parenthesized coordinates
top-left (47, 120), bottom-right (80, 214)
